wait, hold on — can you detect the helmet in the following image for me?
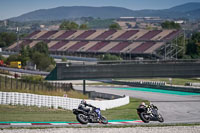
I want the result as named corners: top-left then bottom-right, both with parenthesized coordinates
top-left (81, 100), bottom-right (86, 104)
top-left (141, 102), bottom-right (146, 106)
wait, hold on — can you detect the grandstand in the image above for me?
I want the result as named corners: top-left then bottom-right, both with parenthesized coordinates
top-left (7, 29), bottom-right (183, 59)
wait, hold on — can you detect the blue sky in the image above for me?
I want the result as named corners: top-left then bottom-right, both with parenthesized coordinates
top-left (0, 0), bottom-right (200, 20)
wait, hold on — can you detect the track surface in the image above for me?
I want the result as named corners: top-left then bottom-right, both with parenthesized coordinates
top-left (74, 86), bottom-right (200, 124)
top-left (1, 85), bottom-right (200, 128)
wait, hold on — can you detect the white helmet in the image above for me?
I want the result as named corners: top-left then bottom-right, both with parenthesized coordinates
top-left (141, 102), bottom-right (146, 106)
top-left (81, 100), bottom-right (86, 104)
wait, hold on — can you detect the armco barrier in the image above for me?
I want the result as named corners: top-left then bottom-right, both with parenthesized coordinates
top-left (0, 91), bottom-right (129, 110)
top-left (112, 81), bottom-right (200, 93)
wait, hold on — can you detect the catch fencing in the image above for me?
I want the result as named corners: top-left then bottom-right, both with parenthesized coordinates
top-left (0, 91), bottom-right (129, 110)
top-left (0, 76), bottom-right (73, 92)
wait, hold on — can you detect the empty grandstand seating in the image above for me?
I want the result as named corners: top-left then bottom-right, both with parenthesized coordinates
top-left (24, 31), bottom-right (41, 39)
top-left (32, 31), bottom-right (48, 39)
top-left (116, 30), bottom-right (139, 40)
top-left (13, 40), bottom-right (32, 49)
top-left (8, 29), bottom-right (182, 58)
top-left (87, 41), bottom-right (109, 52)
top-left (121, 42), bottom-right (143, 53)
top-left (78, 42), bottom-right (97, 52)
top-left (67, 41), bottom-right (89, 52)
top-left (56, 30), bottom-right (77, 39)
top-left (144, 42), bottom-right (164, 53)
top-left (95, 30), bottom-right (116, 40)
top-left (108, 42), bottom-right (131, 53)
top-left (38, 31), bottom-right (58, 39)
top-left (138, 30), bottom-right (162, 40)
top-left (99, 42), bottom-right (119, 52)
top-left (50, 41), bottom-right (69, 51)
top-left (29, 41), bottom-right (40, 48)
top-left (75, 30), bottom-right (96, 39)
top-left (162, 30), bottom-right (180, 40)
top-left (131, 42), bottom-right (156, 53)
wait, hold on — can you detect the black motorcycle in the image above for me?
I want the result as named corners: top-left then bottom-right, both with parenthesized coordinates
top-left (73, 104), bottom-right (108, 124)
top-left (137, 104), bottom-right (164, 123)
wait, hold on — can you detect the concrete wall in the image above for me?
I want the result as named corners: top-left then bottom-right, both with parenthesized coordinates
top-left (0, 91), bottom-right (129, 110)
top-left (53, 62), bottom-right (200, 80)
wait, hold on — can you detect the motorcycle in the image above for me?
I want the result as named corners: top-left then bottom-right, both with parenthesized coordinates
top-left (73, 104), bottom-right (108, 124)
top-left (137, 104), bottom-right (164, 123)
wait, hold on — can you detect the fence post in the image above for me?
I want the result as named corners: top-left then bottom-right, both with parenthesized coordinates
top-left (25, 80), bottom-right (27, 90)
top-left (21, 80), bottom-right (23, 90)
top-left (37, 82), bottom-right (39, 92)
top-left (5, 76), bottom-right (7, 89)
top-left (33, 82), bottom-right (36, 92)
top-left (16, 79), bottom-right (18, 89)
top-left (29, 81), bottom-right (31, 90)
top-left (11, 78), bottom-right (12, 89)
top-left (42, 82), bottom-right (44, 90)
top-left (55, 82), bottom-right (58, 92)
top-left (0, 76), bottom-right (1, 89)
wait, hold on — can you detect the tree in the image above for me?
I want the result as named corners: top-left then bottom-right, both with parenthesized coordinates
top-left (79, 24), bottom-right (88, 30)
top-left (161, 21), bottom-right (181, 29)
top-left (0, 54), bottom-right (6, 61)
top-left (62, 57), bottom-right (67, 62)
top-left (101, 54), bottom-right (122, 61)
top-left (59, 21), bottom-right (79, 30)
top-left (32, 41), bottom-right (49, 55)
top-left (31, 51), bottom-right (55, 71)
top-left (186, 32), bottom-right (200, 58)
top-left (109, 23), bottom-right (121, 30)
top-left (70, 22), bottom-right (79, 30)
top-left (0, 32), bottom-right (17, 47)
top-left (6, 54), bottom-right (19, 64)
top-left (18, 45), bottom-right (30, 66)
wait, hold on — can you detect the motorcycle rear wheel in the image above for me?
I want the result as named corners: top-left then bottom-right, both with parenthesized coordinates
top-left (77, 114), bottom-right (88, 124)
top-left (140, 112), bottom-right (150, 123)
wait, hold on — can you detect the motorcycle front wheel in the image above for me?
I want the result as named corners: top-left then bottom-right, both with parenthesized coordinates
top-left (158, 114), bottom-right (164, 123)
top-left (100, 116), bottom-right (108, 124)
top-left (77, 114), bottom-right (89, 124)
top-left (139, 112), bottom-right (150, 123)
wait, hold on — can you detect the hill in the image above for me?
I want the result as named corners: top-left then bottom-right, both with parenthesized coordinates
top-left (10, 6), bottom-right (135, 21)
top-left (9, 2), bottom-right (200, 22)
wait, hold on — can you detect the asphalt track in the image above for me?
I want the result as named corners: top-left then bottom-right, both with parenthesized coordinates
top-left (74, 85), bottom-right (200, 124)
top-left (1, 85), bottom-right (200, 128)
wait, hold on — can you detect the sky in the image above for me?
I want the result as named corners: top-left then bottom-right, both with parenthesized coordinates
top-left (0, 0), bottom-right (200, 20)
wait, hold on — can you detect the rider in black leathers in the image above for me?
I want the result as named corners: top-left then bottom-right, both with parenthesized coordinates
top-left (79, 100), bottom-right (101, 119)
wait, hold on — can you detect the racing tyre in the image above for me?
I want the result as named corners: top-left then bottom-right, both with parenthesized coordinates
top-left (140, 112), bottom-right (150, 123)
top-left (100, 116), bottom-right (108, 124)
top-left (76, 114), bottom-right (88, 124)
top-left (158, 114), bottom-right (164, 123)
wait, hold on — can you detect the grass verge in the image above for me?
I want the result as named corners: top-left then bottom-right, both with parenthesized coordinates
top-left (0, 98), bottom-right (147, 122)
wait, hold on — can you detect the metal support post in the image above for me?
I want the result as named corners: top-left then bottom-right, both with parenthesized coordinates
top-left (83, 80), bottom-right (86, 94)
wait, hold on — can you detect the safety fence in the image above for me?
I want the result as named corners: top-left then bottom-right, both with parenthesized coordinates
top-left (113, 80), bottom-right (166, 86)
top-left (0, 76), bottom-right (73, 92)
top-left (0, 91), bottom-right (129, 110)
top-left (185, 82), bottom-right (200, 87)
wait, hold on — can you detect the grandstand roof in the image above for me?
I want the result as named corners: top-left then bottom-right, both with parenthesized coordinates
top-left (8, 29), bottom-right (182, 55)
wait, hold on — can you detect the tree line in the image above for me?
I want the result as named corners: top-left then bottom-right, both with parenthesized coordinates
top-left (0, 42), bottom-right (55, 71)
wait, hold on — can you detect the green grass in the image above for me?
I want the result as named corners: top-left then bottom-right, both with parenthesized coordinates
top-left (0, 105), bottom-right (76, 122)
top-left (102, 98), bottom-right (149, 120)
top-left (0, 98), bottom-right (147, 122)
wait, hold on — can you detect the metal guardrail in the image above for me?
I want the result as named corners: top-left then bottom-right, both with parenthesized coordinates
top-left (97, 59), bottom-right (200, 65)
top-left (0, 66), bottom-right (49, 75)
